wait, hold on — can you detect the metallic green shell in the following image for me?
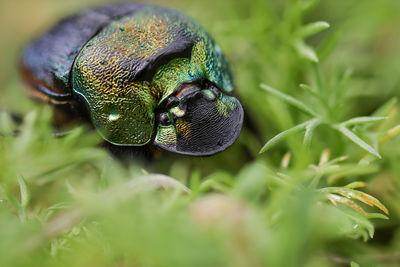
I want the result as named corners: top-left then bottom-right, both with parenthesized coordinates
top-left (72, 6), bottom-right (234, 146)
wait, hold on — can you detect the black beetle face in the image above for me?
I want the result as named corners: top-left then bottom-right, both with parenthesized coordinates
top-left (154, 82), bottom-right (243, 156)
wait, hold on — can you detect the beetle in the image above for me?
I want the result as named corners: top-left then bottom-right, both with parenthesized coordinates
top-left (20, 3), bottom-right (243, 156)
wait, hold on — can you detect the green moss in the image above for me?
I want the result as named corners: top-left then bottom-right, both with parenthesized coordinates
top-left (1, 0), bottom-right (400, 266)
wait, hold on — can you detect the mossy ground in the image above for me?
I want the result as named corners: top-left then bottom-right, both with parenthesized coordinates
top-left (1, 0), bottom-right (400, 266)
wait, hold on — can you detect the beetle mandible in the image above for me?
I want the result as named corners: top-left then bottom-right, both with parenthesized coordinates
top-left (20, 3), bottom-right (243, 156)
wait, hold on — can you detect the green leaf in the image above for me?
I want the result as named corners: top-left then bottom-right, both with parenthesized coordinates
top-left (324, 155), bottom-right (349, 166)
top-left (294, 40), bottom-right (319, 62)
top-left (344, 181), bottom-right (367, 189)
top-left (336, 125), bottom-right (381, 159)
top-left (341, 116), bottom-right (387, 127)
top-left (346, 210), bottom-right (375, 240)
top-left (326, 164), bottom-right (379, 184)
top-left (303, 118), bottom-right (322, 148)
top-left (322, 187), bottom-right (389, 215)
top-left (366, 213), bottom-right (389, 220)
top-left (260, 84), bottom-right (319, 117)
top-left (350, 261), bottom-right (361, 267)
top-left (331, 203), bottom-right (375, 241)
top-left (326, 193), bottom-right (367, 215)
top-left (17, 176), bottom-right (30, 209)
top-left (259, 120), bottom-right (310, 153)
top-left (299, 21), bottom-right (330, 38)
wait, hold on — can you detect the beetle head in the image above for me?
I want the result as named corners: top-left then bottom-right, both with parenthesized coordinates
top-left (153, 81), bottom-right (243, 156)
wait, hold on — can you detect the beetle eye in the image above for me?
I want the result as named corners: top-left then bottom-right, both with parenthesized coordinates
top-left (157, 112), bottom-right (172, 126)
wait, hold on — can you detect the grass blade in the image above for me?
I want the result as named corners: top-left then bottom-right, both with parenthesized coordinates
top-left (366, 213), bottom-right (389, 220)
top-left (299, 21), bottom-right (330, 38)
top-left (344, 181), bottom-right (367, 189)
top-left (260, 84), bottom-right (319, 117)
top-left (18, 176), bottom-right (30, 209)
top-left (323, 187), bottom-right (389, 215)
top-left (326, 193), bottom-right (367, 215)
top-left (259, 120), bottom-right (310, 153)
top-left (303, 118), bottom-right (322, 148)
top-left (294, 40), bottom-right (319, 62)
top-left (341, 116), bottom-right (387, 127)
top-left (336, 125), bottom-right (381, 159)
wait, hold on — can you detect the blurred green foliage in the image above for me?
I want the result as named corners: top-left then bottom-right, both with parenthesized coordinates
top-left (1, 0), bottom-right (400, 266)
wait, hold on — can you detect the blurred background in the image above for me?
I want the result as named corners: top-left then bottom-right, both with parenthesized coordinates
top-left (1, 0), bottom-right (400, 266)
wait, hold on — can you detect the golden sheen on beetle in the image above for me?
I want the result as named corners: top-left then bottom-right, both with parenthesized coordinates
top-left (20, 3), bottom-right (243, 156)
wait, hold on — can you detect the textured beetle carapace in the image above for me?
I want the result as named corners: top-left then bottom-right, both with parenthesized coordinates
top-left (20, 3), bottom-right (243, 156)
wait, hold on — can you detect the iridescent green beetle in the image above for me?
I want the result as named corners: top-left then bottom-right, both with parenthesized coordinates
top-left (20, 3), bottom-right (243, 156)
